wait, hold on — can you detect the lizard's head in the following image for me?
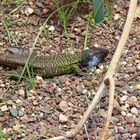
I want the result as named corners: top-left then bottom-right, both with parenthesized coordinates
top-left (81, 47), bottom-right (109, 67)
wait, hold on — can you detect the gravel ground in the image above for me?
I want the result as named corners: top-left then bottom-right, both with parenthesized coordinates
top-left (0, 0), bottom-right (140, 140)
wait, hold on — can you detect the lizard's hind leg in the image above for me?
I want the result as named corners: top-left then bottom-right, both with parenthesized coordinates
top-left (4, 66), bottom-right (27, 80)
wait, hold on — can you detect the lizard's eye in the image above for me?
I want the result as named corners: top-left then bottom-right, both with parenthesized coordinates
top-left (88, 56), bottom-right (100, 67)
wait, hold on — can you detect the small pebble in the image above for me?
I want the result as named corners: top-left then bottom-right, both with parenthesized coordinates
top-left (2, 128), bottom-right (7, 134)
top-left (21, 133), bottom-right (26, 137)
top-left (131, 107), bottom-right (138, 116)
top-left (13, 124), bottom-right (21, 131)
top-left (128, 126), bottom-right (138, 134)
top-left (75, 84), bottom-right (85, 93)
top-left (59, 114), bottom-right (68, 123)
top-left (15, 99), bottom-right (22, 104)
top-left (39, 113), bottom-right (44, 118)
top-left (99, 64), bottom-right (104, 70)
top-left (121, 106), bottom-right (127, 111)
top-left (82, 89), bottom-right (88, 94)
top-left (0, 42), bottom-right (4, 46)
top-left (125, 116), bottom-right (134, 124)
top-left (128, 96), bottom-right (138, 106)
top-left (48, 26), bottom-right (55, 31)
top-left (120, 95), bottom-right (128, 102)
top-left (0, 84), bottom-right (5, 88)
top-left (118, 126), bottom-right (126, 133)
top-left (121, 111), bottom-right (126, 116)
top-left (10, 108), bottom-right (19, 117)
top-left (114, 13), bottom-right (121, 20)
top-left (33, 101), bottom-right (38, 105)
top-left (18, 89), bottom-right (25, 97)
top-left (137, 64), bottom-right (140, 70)
top-left (25, 7), bottom-right (34, 16)
top-left (18, 110), bottom-right (24, 117)
top-left (35, 76), bottom-right (43, 82)
top-left (1, 105), bottom-right (8, 111)
top-left (132, 134), bottom-right (136, 139)
top-left (59, 101), bottom-right (69, 112)
top-left (111, 117), bottom-right (119, 124)
top-left (95, 69), bottom-right (101, 74)
top-left (94, 43), bottom-right (99, 47)
top-left (136, 84), bottom-right (140, 90)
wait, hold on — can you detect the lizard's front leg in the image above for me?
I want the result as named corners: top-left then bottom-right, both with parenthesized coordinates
top-left (71, 64), bottom-right (92, 80)
top-left (4, 66), bottom-right (26, 80)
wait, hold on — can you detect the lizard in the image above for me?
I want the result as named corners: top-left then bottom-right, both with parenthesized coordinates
top-left (0, 47), bottom-right (109, 78)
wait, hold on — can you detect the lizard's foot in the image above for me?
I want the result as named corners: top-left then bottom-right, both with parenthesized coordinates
top-left (5, 70), bottom-right (22, 80)
top-left (77, 72), bottom-right (92, 80)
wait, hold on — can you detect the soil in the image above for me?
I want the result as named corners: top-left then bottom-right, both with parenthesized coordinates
top-left (0, 0), bottom-right (140, 140)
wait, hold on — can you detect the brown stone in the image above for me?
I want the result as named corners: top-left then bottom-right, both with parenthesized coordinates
top-left (125, 116), bottom-right (134, 124)
top-left (128, 126), bottom-right (138, 134)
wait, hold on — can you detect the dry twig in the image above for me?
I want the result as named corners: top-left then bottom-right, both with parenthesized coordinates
top-left (48, 0), bottom-right (137, 139)
top-left (100, 77), bottom-right (115, 140)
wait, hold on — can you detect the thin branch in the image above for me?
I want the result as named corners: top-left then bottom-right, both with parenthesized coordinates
top-left (100, 77), bottom-right (115, 140)
top-left (48, 136), bottom-right (66, 140)
top-left (84, 124), bottom-right (90, 140)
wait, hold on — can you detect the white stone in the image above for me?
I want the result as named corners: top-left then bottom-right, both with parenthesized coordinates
top-left (48, 26), bottom-right (55, 31)
top-left (120, 95), bottom-right (128, 102)
top-left (15, 99), bottom-right (22, 104)
top-left (120, 61), bottom-right (127, 65)
top-left (1, 105), bottom-right (8, 111)
top-left (18, 89), bottom-right (25, 96)
top-left (137, 64), bottom-right (140, 70)
top-left (13, 124), bottom-right (21, 131)
top-left (94, 43), bottom-right (99, 47)
top-left (121, 106), bottom-right (127, 111)
top-left (99, 65), bottom-right (104, 70)
top-left (122, 90), bottom-right (127, 94)
top-left (36, 76), bottom-right (43, 82)
top-left (2, 128), bottom-right (7, 134)
top-left (40, 113), bottom-right (44, 118)
top-left (30, 90), bottom-right (36, 94)
top-left (121, 111), bottom-right (126, 116)
top-left (131, 107), bottom-right (138, 116)
top-left (132, 134), bottom-right (136, 138)
top-left (82, 89), bottom-right (88, 94)
top-left (125, 103), bottom-right (130, 108)
top-left (59, 114), bottom-right (68, 123)
top-left (59, 101), bottom-right (69, 112)
top-left (25, 7), bottom-right (34, 16)
top-left (114, 13), bottom-right (121, 20)
top-left (0, 84), bottom-right (5, 88)
top-left (96, 69), bottom-right (101, 74)
top-left (126, 113), bottom-right (133, 117)
top-left (136, 84), bottom-right (140, 90)
top-left (114, 4), bottom-right (117, 9)
top-left (115, 35), bottom-right (120, 40)
top-left (0, 42), bottom-right (4, 46)
top-left (21, 133), bottom-right (26, 137)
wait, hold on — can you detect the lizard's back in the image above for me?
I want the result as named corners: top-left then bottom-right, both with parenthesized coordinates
top-left (0, 48), bottom-right (82, 77)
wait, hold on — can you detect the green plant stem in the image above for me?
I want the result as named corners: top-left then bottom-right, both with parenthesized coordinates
top-left (84, 12), bottom-right (93, 50)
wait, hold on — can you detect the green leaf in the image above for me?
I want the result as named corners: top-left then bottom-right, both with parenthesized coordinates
top-left (92, 0), bottom-right (104, 23)
top-left (106, 0), bottom-right (112, 19)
